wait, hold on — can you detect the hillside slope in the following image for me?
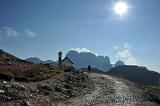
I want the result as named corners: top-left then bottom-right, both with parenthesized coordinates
top-left (108, 65), bottom-right (160, 85)
top-left (0, 49), bottom-right (31, 64)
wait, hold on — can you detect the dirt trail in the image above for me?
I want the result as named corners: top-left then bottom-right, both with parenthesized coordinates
top-left (57, 73), bottom-right (159, 106)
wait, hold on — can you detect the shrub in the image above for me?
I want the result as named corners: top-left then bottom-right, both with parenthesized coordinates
top-left (0, 72), bottom-right (13, 81)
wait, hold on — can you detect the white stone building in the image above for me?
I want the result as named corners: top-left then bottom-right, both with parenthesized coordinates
top-left (58, 51), bottom-right (73, 67)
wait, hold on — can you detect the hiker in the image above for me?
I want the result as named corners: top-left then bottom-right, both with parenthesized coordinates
top-left (81, 68), bottom-right (84, 74)
top-left (88, 65), bottom-right (91, 74)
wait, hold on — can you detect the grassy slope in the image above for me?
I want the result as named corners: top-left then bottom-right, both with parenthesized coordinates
top-left (0, 49), bottom-right (65, 82)
top-left (0, 49), bottom-right (31, 64)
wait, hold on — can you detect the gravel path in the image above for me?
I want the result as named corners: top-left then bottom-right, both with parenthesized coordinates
top-left (57, 73), bottom-right (160, 106)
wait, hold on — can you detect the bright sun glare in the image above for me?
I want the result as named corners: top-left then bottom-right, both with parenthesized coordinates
top-left (114, 2), bottom-right (128, 16)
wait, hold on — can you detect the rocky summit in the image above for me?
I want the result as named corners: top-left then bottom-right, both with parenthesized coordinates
top-left (66, 50), bottom-right (112, 71)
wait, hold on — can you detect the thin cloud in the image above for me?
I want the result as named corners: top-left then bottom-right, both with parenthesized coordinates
top-left (0, 26), bottom-right (37, 38)
top-left (116, 49), bottom-right (137, 65)
top-left (24, 29), bottom-right (37, 38)
top-left (0, 26), bottom-right (19, 37)
top-left (124, 42), bottom-right (131, 49)
top-left (114, 43), bottom-right (137, 65)
top-left (70, 48), bottom-right (91, 53)
top-left (113, 45), bottom-right (119, 50)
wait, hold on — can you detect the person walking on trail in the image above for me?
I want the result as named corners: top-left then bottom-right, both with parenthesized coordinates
top-left (88, 65), bottom-right (91, 74)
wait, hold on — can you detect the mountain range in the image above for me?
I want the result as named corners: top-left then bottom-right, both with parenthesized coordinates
top-left (66, 50), bottom-right (120, 71)
top-left (0, 49), bottom-right (160, 86)
top-left (25, 50), bottom-right (125, 70)
top-left (25, 57), bottom-right (56, 65)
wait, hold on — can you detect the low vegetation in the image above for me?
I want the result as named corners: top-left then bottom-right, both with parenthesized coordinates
top-left (0, 63), bottom-right (64, 82)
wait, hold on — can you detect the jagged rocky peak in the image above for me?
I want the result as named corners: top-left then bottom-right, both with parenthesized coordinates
top-left (115, 60), bottom-right (125, 67)
top-left (66, 50), bottom-right (112, 71)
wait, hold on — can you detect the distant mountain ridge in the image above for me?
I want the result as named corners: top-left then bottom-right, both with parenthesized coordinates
top-left (25, 57), bottom-right (56, 65)
top-left (0, 49), bottom-right (125, 70)
top-left (108, 65), bottom-right (160, 86)
top-left (66, 50), bottom-right (113, 71)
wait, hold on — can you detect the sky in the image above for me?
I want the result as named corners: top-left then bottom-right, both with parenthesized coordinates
top-left (0, 0), bottom-right (160, 72)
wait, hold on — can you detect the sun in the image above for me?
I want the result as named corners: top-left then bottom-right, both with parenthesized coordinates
top-left (114, 2), bottom-right (128, 16)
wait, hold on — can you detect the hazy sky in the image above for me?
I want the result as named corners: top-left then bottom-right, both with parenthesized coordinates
top-left (0, 0), bottom-right (160, 72)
